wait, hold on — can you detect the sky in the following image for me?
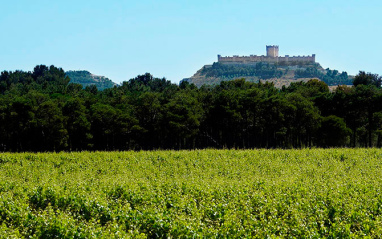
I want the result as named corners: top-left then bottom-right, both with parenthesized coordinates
top-left (0, 0), bottom-right (381, 84)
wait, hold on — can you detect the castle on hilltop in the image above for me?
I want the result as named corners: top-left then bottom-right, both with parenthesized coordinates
top-left (218, 45), bottom-right (315, 64)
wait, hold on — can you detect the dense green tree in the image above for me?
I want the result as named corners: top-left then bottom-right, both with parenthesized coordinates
top-left (351, 85), bottom-right (380, 147)
top-left (35, 100), bottom-right (68, 151)
top-left (90, 103), bottom-right (118, 150)
top-left (353, 71), bottom-right (382, 88)
top-left (132, 92), bottom-right (163, 149)
top-left (66, 83), bottom-right (84, 96)
top-left (164, 91), bottom-right (203, 149)
top-left (284, 93), bottom-right (321, 147)
top-left (373, 112), bottom-right (382, 147)
top-left (318, 115), bottom-right (352, 147)
top-left (7, 97), bottom-right (37, 151)
top-left (85, 84), bottom-right (98, 95)
top-left (63, 98), bottom-right (92, 150)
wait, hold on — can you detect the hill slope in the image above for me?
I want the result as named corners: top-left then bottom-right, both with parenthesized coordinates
top-left (66, 70), bottom-right (116, 90)
top-left (183, 62), bottom-right (353, 87)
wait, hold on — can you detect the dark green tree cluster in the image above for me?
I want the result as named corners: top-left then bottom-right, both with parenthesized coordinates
top-left (295, 67), bottom-right (353, 85)
top-left (0, 65), bottom-right (381, 151)
top-left (201, 62), bottom-right (283, 79)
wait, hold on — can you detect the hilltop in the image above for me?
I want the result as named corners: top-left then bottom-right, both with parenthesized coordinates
top-left (183, 62), bottom-right (353, 88)
top-left (66, 70), bottom-right (116, 90)
top-left (182, 46), bottom-right (353, 87)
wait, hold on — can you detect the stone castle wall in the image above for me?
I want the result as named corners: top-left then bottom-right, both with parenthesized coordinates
top-left (217, 54), bottom-right (316, 64)
top-left (218, 46), bottom-right (315, 64)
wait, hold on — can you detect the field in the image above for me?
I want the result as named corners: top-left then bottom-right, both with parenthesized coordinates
top-left (0, 149), bottom-right (382, 238)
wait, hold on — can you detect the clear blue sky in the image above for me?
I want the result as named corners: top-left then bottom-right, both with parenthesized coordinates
top-left (1, 0), bottom-right (381, 84)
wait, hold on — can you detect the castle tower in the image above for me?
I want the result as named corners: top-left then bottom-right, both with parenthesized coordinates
top-left (266, 45), bottom-right (279, 57)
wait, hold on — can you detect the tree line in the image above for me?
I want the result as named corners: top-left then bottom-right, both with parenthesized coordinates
top-left (0, 65), bottom-right (381, 152)
top-left (201, 62), bottom-right (283, 79)
top-left (295, 67), bottom-right (353, 85)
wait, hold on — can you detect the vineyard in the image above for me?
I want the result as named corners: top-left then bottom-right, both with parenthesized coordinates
top-left (0, 149), bottom-right (382, 237)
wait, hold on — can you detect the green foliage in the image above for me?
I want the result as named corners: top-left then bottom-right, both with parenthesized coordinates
top-left (283, 79), bottom-right (329, 99)
top-left (63, 98), bottom-right (92, 150)
top-left (200, 62), bottom-right (283, 79)
top-left (1, 65), bottom-right (69, 95)
top-left (121, 73), bottom-right (177, 93)
top-left (353, 71), bottom-right (382, 88)
top-left (318, 115), bottom-right (352, 147)
top-left (36, 100), bottom-right (68, 151)
top-left (1, 65), bottom-right (382, 150)
top-left (66, 70), bottom-right (116, 91)
top-left (295, 67), bottom-right (353, 85)
top-left (0, 149), bottom-right (382, 237)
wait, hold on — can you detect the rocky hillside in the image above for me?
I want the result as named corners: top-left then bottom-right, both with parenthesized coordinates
top-left (183, 62), bottom-right (353, 88)
top-left (66, 70), bottom-right (116, 91)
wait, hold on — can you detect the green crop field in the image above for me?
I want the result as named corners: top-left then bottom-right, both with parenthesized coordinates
top-left (0, 149), bottom-right (382, 238)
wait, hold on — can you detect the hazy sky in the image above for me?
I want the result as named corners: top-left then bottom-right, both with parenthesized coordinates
top-left (1, 0), bottom-right (381, 84)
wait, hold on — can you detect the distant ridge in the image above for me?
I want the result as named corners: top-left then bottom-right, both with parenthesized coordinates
top-left (66, 70), bottom-right (116, 90)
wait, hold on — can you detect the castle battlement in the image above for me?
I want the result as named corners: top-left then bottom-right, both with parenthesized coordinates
top-left (218, 46), bottom-right (315, 64)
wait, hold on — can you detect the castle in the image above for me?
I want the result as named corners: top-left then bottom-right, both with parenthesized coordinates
top-left (218, 45), bottom-right (315, 64)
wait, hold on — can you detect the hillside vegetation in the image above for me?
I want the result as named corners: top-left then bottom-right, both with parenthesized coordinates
top-left (66, 70), bottom-right (116, 91)
top-left (0, 149), bottom-right (382, 237)
top-left (184, 62), bottom-right (353, 87)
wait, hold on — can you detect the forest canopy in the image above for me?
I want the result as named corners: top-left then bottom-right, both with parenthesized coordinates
top-left (0, 65), bottom-right (381, 151)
